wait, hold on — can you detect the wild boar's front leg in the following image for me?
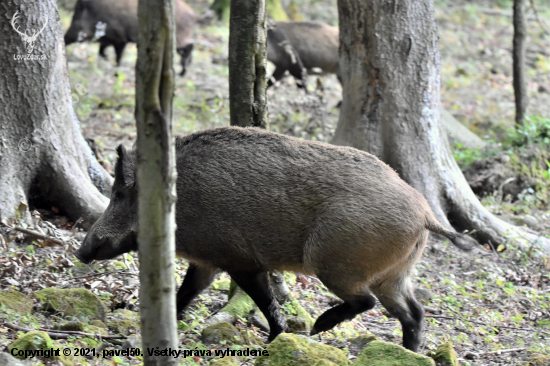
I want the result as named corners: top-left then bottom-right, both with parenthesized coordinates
top-left (227, 270), bottom-right (287, 342)
top-left (176, 263), bottom-right (219, 317)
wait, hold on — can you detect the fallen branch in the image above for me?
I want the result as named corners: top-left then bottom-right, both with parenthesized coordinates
top-left (484, 347), bottom-right (526, 355)
top-left (11, 226), bottom-right (65, 245)
top-left (2, 322), bottom-right (127, 340)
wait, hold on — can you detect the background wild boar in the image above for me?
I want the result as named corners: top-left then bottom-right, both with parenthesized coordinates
top-left (74, 127), bottom-right (475, 352)
top-left (64, 0), bottom-right (196, 76)
top-left (267, 21), bottom-right (339, 88)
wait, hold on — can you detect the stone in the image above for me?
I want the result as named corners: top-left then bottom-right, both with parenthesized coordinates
top-left (122, 335), bottom-right (142, 350)
top-left (7, 331), bottom-right (73, 366)
top-left (0, 290), bottom-right (33, 315)
top-left (206, 311), bottom-right (235, 326)
top-left (429, 342), bottom-right (459, 366)
top-left (35, 288), bottom-right (107, 321)
top-left (254, 333), bottom-right (348, 366)
top-left (287, 317), bottom-right (308, 333)
top-left (354, 340), bottom-right (435, 366)
top-left (0, 352), bottom-right (32, 366)
top-left (54, 321), bottom-right (85, 332)
top-left (348, 333), bottom-right (378, 355)
top-left (247, 308), bottom-right (270, 332)
top-left (201, 322), bottom-right (243, 345)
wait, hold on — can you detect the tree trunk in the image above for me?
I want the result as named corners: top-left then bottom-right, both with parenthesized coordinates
top-left (212, 0), bottom-right (289, 22)
top-left (513, 0), bottom-right (528, 126)
top-left (228, 0), bottom-right (268, 127)
top-left (135, 0), bottom-right (178, 364)
top-left (0, 0), bottom-right (112, 229)
top-left (334, 0), bottom-right (549, 252)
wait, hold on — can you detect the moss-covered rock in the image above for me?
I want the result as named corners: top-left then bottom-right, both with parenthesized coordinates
top-left (90, 319), bottom-right (106, 328)
top-left (35, 288), bottom-right (107, 321)
top-left (287, 295), bottom-right (314, 331)
top-left (0, 290), bottom-right (33, 315)
top-left (287, 317), bottom-right (308, 333)
top-left (529, 353), bottom-right (550, 366)
top-left (222, 287), bottom-right (256, 319)
top-left (240, 328), bottom-right (265, 346)
top-left (354, 341), bottom-right (435, 366)
top-left (210, 355), bottom-right (239, 365)
top-left (247, 308), bottom-right (270, 332)
top-left (8, 331), bottom-right (73, 366)
top-left (213, 277), bottom-right (231, 291)
top-left (255, 333), bottom-right (348, 366)
top-left (201, 322), bottom-right (243, 345)
top-left (54, 321), bottom-right (85, 332)
top-left (429, 342), bottom-right (458, 366)
top-left (107, 319), bottom-right (139, 335)
top-left (84, 325), bottom-right (109, 336)
top-left (348, 333), bottom-right (378, 355)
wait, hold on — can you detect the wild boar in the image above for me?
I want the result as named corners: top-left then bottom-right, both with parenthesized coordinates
top-left (73, 126), bottom-right (476, 352)
top-left (267, 21), bottom-right (339, 88)
top-left (64, 0), bottom-right (196, 76)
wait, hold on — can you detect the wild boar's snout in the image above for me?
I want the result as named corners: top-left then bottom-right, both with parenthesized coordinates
top-left (73, 233), bottom-right (101, 264)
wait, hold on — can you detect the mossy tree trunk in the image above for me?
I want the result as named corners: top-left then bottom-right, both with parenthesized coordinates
top-left (334, 0), bottom-right (549, 252)
top-left (135, 0), bottom-right (178, 364)
top-left (228, 0), bottom-right (268, 127)
top-left (513, 0), bottom-right (528, 126)
top-left (0, 0), bottom-right (112, 229)
top-left (212, 0), bottom-right (289, 23)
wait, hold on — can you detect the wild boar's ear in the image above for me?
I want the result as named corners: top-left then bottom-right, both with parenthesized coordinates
top-left (115, 145), bottom-right (127, 187)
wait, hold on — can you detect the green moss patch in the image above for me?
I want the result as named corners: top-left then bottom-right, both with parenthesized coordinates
top-left (201, 322), bottom-right (243, 345)
top-left (429, 342), bottom-right (458, 366)
top-left (0, 289), bottom-right (33, 315)
top-left (222, 287), bottom-right (256, 319)
top-left (255, 333), bottom-right (348, 366)
top-left (8, 331), bottom-right (73, 366)
top-left (354, 341), bottom-right (434, 366)
top-left (35, 288), bottom-right (107, 321)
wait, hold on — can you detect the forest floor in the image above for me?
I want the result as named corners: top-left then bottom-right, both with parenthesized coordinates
top-left (1, 0), bottom-right (550, 365)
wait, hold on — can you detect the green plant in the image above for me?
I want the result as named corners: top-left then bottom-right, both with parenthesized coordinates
top-left (504, 116), bottom-right (550, 147)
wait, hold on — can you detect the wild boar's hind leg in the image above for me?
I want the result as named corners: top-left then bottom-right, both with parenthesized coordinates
top-left (176, 263), bottom-right (219, 316)
top-left (114, 42), bottom-right (127, 66)
top-left (371, 277), bottom-right (424, 352)
top-left (309, 279), bottom-right (376, 335)
top-left (99, 40), bottom-right (110, 60)
top-left (227, 270), bottom-right (287, 342)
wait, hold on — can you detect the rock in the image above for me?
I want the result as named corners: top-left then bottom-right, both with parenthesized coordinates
top-left (222, 287), bottom-right (256, 319)
top-left (90, 319), bottom-right (107, 328)
top-left (500, 154), bottom-right (511, 163)
top-left (247, 308), bottom-right (270, 332)
top-left (35, 288), bottom-right (107, 321)
top-left (287, 317), bottom-right (308, 333)
top-left (414, 287), bottom-right (433, 305)
top-left (85, 324), bottom-right (109, 336)
top-left (122, 335), bottom-right (142, 350)
top-left (348, 333), bottom-right (378, 355)
top-left (287, 295), bottom-right (314, 331)
top-left (429, 342), bottom-right (459, 366)
top-left (54, 321), bottom-right (85, 332)
top-left (7, 331), bottom-right (73, 366)
top-left (201, 322), bottom-right (243, 345)
top-left (210, 356), bottom-right (239, 365)
top-left (529, 353), bottom-right (550, 365)
top-left (463, 351), bottom-right (478, 360)
top-left (354, 340), bottom-right (435, 366)
top-left (206, 311), bottom-right (236, 326)
top-left (0, 290), bottom-right (33, 315)
top-left (254, 333), bottom-right (348, 366)
top-left (0, 352), bottom-right (32, 366)
top-left (106, 309), bottom-right (140, 335)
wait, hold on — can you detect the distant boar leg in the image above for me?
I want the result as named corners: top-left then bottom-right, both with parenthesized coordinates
top-left (176, 263), bottom-right (219, 316)
top-left (371, 277), bottom-right (424, 352)
top-left (267, 66), bottom-right (288, 88)
top-left (227, 270), bottom-right (287, 342)
top-left (309, 280), bottom-right (376, 335)
top-left (113, 42), bottom-right (127, 66)
top-left (99, 39), bottom-right (111, 60)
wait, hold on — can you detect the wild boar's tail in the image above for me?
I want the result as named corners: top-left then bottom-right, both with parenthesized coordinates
top-left (425, 215), bottom-right (477, 251)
